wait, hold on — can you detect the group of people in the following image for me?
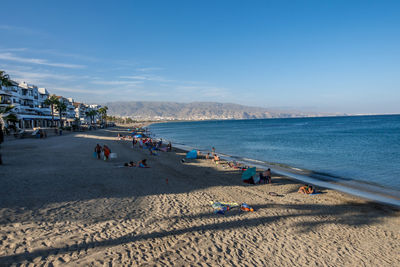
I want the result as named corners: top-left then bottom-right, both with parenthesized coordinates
top-left (133, 137), bottom-right (172, 154)
top-left (259, 168), bottom-right (272, 184)
top-left (298, 184), bottom-right (315, 194)
top-left (207, 147), bottom-right (272, 184)
top-left (123, 159), bottom-right (149, 168)
top-left (117, 133), bottom-right (132, 141)
top-left (94, 144), bottom-right (112, 160)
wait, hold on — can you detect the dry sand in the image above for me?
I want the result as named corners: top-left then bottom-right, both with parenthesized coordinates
top-left (0, 126), bottom-right (399, 266)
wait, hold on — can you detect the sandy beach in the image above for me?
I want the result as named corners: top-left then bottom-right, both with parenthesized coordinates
top-left (0, 126), bottom-right (399, 266)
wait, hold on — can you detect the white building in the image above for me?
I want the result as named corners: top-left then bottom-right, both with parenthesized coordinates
top-left (1, 78), bottom-right (101, 130)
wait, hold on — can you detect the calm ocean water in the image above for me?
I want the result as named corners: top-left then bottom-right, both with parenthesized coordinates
top-left (149, 115), bottom-right (400, 191)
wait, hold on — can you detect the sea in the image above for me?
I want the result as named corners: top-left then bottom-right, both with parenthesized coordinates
top-left (149, 115), bottom-right (400, 203)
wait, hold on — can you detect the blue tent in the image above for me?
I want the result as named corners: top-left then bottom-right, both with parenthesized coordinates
top-left (186, 150), bottom-right (198, 159)
top-left (241, 167), bottom-right (257, 180)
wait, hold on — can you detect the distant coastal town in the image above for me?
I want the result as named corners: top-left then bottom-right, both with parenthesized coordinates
top-left (0, 70), bottom-right (107, 132)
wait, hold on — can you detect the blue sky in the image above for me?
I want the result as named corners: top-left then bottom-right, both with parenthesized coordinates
top-left (0, 0), bottom-right (399, 114)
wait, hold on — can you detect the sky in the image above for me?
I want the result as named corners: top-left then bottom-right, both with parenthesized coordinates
top-left (0, 0), bottom-right (399, 114)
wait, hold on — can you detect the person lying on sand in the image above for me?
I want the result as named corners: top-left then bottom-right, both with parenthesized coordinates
top-left (298, 185), bottom-right (315, 194)
top-left (138, 159), bottom-right (150, 168)
top-left (123, 161), bottom-right (136, 167)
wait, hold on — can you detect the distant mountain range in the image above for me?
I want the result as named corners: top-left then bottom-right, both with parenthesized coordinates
top-left (104, 101), bottom-right (343, 121)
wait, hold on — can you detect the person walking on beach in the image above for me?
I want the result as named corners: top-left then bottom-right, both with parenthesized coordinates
top-left (103, 145), bottom-right (111, 160)
top-left (94, 144), bottom-right (102, 159)
top-left (212, 147), bottom-right (215, 156)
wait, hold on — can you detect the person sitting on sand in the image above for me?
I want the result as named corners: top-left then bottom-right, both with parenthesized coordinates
top-left (138, 159), bottom-right (150, 168)
top-left (298, 185), bottom-right (314, 194)
top-left (259, 172), bottom-right (267, 184)
top-left (206, 153), bottom-right (210, 160)
top-left (213, 154), bottom-right (220, 164)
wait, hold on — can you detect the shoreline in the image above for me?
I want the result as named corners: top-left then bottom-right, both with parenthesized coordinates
top-left (147, 122), bottom-right (400, 208)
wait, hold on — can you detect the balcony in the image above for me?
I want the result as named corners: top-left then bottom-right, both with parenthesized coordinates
top-left (20, 94), bottom-right (34, 100)
top-left (0, 99), bottom-right (12, 105)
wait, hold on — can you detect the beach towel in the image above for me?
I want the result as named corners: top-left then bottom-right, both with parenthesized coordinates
top-left (240, 203), bottom-right (254, 212)
top-left (210, 201), bottom-right (239, 214)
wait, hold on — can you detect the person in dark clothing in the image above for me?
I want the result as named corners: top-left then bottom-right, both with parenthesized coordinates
top-left (94, 144), bottom-right (102, 159)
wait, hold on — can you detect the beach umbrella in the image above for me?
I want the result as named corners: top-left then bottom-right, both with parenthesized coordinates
top-left (241, 167), bottom-right (256, 180)
top-left (186, 149), bottom-right (198, 159)
top-left (134, 134), bottom-right (142, 138)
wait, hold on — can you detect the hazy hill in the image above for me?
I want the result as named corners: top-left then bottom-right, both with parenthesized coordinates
top-left (104, 101), bottom-right (338, 121)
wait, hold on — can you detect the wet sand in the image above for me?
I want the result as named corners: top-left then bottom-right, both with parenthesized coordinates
top-left (0, 126), bottom-right (399, 266)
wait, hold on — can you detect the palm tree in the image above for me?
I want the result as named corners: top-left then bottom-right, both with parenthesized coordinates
top-left (98, 106), bottom-right (108, 125)
top-left (85, 110), bottom-right (97, 124)
top-left (0, 70), bottom-right (13, 88)
top-left (0, 70), bottom-right (14, 165)
top-left (0, 71), bottom-right (16, 132)
top-left (43, 94), bottom-right (59, 127)
top-left (55, 100), bottom-right (67, 127)
top-left (0, 105), bottom-right (16, 131)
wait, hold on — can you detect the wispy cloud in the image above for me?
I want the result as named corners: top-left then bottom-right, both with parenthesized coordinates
top-left (90, 80), bottom-right (143, 86)
top-left (119, 74), bottom-right (175, 83)
top-left (0, 47), bottom-right (28, 52)
top-left (8, 69), bottom-right (74, 81)
top-left (29, 49), bottom-right (98, 62)
top-left (0, 52), bottom-right (85, 69)
top-left (52, 86), bottom-right (109, 95)
top-left (136, 67), bottom-right (164, 72)
top-left (119, 75), bottom-right (149, 80)
top-left (0, 25), bottom-right (41, 35)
